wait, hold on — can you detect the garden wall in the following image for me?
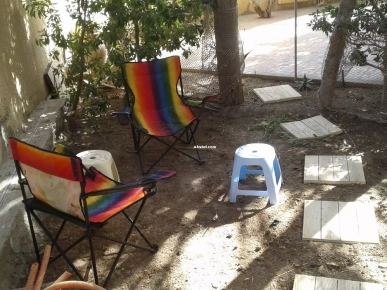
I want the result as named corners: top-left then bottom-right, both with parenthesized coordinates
top-left (238, 0), bottom-right (338, 15)
top-left (0, 0), bottom-right (50, 287)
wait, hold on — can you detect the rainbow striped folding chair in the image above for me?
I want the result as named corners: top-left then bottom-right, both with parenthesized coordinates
top-left (8, 137), bottom-right (175, 288)
top-left (113, 56), bottom-right (218, 174)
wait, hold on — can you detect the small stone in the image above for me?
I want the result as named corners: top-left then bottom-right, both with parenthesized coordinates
top-left (254, 246), bottom-right (261, 252)
top-left (326, 262), bottom-right (346, 269)
top-left (226, 234), bottom-right (232, 239)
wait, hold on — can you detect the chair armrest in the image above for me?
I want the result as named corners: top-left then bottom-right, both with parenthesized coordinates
top-left (184, 94), bottom-right (219, 108)
top-left (111, 106), bottom-right (131, 126)
top-left (140, 170), bottom-right (176, 184)
top-left (185, 94), bottom-right (219, 118)
top-left (83, 170), bottom-right (176, 198)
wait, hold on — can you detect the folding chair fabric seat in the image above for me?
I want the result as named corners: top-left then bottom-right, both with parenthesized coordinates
top-left (84, 167), bottom-right (145, 223)
top-left (85, 167), bottom-right (174, 223)
top-left (134, 106), bottom-right (196, 136)
top-left (8, 137), bottom-right (176, 287)
top-left (125, 57), bottom-right (197, 136)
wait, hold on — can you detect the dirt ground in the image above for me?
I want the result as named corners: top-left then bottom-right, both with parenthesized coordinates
top-left (18, 78), bottom-right (387, 289)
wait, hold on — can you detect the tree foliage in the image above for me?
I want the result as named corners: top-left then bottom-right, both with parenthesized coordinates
top-left (23, 0), bottom-right (206, 113)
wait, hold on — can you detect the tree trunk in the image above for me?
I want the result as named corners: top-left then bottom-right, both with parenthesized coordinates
top-left (250, 0), bottom-right (274, 18)
top-left (72, 0), bottom-right (88, 112)
top-left (214, 0), bottom-right (244, 106)
top-left (318, 0), bottom-right (356, 111)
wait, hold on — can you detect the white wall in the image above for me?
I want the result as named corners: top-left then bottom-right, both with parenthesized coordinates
top-left (0, 0), bottom-right (49, 165)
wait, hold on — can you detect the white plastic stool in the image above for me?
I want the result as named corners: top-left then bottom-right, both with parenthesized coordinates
top-left (76, 150), bottom-right (120, 182)
top-left (230, 143), bottom-right (282, 204)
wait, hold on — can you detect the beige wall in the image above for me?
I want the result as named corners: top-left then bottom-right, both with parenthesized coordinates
top-left (0, 0), bottom-right (49, 165)
top-left (238, 0), bottom-right (331, 15)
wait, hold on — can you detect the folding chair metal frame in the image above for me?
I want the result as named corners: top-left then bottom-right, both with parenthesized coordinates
top-left (9, 137), bottom-right (175, 287)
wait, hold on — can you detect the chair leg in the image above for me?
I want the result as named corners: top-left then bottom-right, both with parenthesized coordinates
top-left (86, 227), bottom-right (99, 285)
top-left (131, 124), bottom-right (139, 152)
top-left (187, 119), bottom-right (201, 144)
top-left (49, 234), bottom-right (87, 264)
top-left (25, 209), bottom-right (41, 264)
top-left (132, 126), bottom-right (153, 174)
top-left (138, 133), bottom-right (183, 175)
top-left (30, 211), bottom-right (85, 281)
top-left (103, 198), bottom-right (155, 288)
top-left (134, 121), bottom-right (204, 174)
top-left (122, 211), bottom-right (156, 250)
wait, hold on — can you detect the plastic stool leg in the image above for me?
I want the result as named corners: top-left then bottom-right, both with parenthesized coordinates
top-left (273, 156), bottom-right (282, 185)
top-left (239, 165), bottom-right (247, 181)
top-left (230, 163), bottom-right (241, 203)
top-left (259, 162), bottom-right (274, 205)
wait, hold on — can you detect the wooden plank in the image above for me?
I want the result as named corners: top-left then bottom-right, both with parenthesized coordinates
top-left (315, 276), bottom-right (338, 290)
top-left (269, 85), bottom-right (302, 102)
top-left (311, 115), bottom-right (343, 135)
top-left (301, 117), bottom-right (330, 137)
top-left (280, 84), bottom-right (302, 98)
top-left (303, 200), bottom-right (322, 240)
top-left (304, 155), bottom-right (364, 185)
top-left (332, 156), bottom-right (350, 183)
top-left (294, 275), bottom-right (382, 290)
top-left (281, 122), bottom-right (310, 139)
top-left (321, 201), bottom-right (340, 241)
top-left (338, 279), bottom-right (360, 290)
top-left (304, 155), bottom-right (319, 183)
top-left (292, 121), bottom-right (318, 138)
top-left (318, 156), bottom-right (334, 182)
top-left (360, 281), bottom-right (383, 290)
top-left (263, 86), bottom-right (283, 102)
top-left (293, 274), bottom-right (316, 290)
top-left (338, 202), bottom-right (359, 242)
top-left (357, 203), bottom-right (379, 244)
top-left (253, 88), bottom-right (274, 103)
top-left (347, 156), bottom-right (366, 184)
top-left (270, 85), bottom-right (292, 100)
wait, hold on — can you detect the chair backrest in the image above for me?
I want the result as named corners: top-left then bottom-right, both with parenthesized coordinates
top-left (121, 56), bottom-right (195, 135)
top-left (9, 138), bottom-right (86, 220)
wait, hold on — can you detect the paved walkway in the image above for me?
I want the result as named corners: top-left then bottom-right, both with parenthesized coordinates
top-left (239, 6), bottom-right (383, 84)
